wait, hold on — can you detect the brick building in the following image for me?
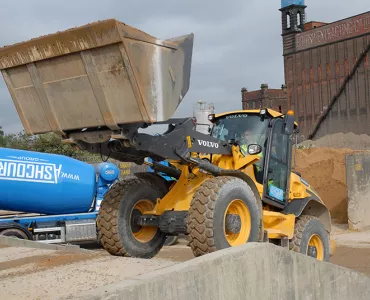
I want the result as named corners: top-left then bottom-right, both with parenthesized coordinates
top-left (241, 84), bottom-right (288, 113)
top-left (280, 0), bottom-right (370, 140)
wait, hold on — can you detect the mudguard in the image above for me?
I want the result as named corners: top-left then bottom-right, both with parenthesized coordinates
top-left (283, 196), bottom-right (332, 233)
top-left (134, 172), bottom-right (174, 194)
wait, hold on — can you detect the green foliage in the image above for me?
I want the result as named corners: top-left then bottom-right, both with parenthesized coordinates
top-left (0, 128), bottom-right (30, 150)
top-left (0, 126), bottom-right (100, 162)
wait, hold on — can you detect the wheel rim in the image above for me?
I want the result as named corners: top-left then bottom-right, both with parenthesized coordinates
top-left (307, 234), bottom-right (324, 261)
top-left (224, 199), bottom-right (251, 246)
top-left (130, 199), bottom-right (157, 243)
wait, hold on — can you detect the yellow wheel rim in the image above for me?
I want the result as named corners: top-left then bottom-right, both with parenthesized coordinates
top-left (224, 199), bottom-right (251, 246)
top-left (131, 200), bottom-right (157, 243)
top-left (307, 234), bottom-right (324, 261)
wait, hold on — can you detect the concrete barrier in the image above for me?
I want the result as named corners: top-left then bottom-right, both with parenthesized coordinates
top-left (0, 236), bottom-right (82, 252)
top-left (346, 153), bottom-right (370, 231)
top-left (70, 243), bottom-right (370, 300)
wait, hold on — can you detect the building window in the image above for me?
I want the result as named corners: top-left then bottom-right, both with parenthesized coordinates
top-left (287, 13), bottom-right (291, 29)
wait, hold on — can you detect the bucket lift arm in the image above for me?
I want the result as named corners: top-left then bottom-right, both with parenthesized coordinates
top-left (73, 117), bottom-right (232, 166)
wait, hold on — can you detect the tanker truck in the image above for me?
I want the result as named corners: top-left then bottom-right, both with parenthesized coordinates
top-left (0, 146), bottom-right (178, 246)
top-left (0, 147), bottom-right (120, 244)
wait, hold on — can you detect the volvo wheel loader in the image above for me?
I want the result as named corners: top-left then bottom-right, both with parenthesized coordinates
top-left (0, 19), bottom-right (336, 261)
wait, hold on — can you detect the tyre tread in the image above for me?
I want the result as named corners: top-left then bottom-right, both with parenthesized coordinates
top-left (187, 176), bottom-right (257, 257)
top-left (290, 215), bottom-right (321, 252)
top-left (97, 177), bottom-right (162, 257)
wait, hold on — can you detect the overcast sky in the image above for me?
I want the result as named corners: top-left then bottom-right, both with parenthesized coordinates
top-left (0, 0), bottom-right (368, 134)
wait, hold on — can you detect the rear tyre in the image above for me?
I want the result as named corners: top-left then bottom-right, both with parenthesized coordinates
top-left (187, 176), bottom-right (261, 257)
top-left (290, 215), bottom-right (330, 262)
top-left (97, 178), bottom-right (167, 259)
top-left (0, 228), bottom-right (29, 239)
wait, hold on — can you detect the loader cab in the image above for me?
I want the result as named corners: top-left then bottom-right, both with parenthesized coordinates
top-left (210, 110), bottom-right (271, 151)
top-left (210, 109), bottom-right (296, 209)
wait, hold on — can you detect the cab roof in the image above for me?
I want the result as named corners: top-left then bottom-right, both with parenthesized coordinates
top-left (214, 108), bottom-right (283, 119)
top-left (213, 108), bottom-right (299, 128)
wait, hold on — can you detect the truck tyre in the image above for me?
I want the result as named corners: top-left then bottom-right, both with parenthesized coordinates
top-left (187, 176), bottom-right (260, 257)
top-left (97, 178), bottom-right (167, 259)
top-left (290, 215), bottom-right (330, 262)
top-left (0, 228), bottom-right (29, 240)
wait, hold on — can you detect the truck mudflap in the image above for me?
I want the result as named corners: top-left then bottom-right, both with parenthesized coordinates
top-left (0, 19), bottom-right (194, 138)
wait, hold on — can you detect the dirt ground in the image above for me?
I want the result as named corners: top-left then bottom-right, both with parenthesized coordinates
top-left (330, 246), bottom-right (370, 276)
top-left (0, 245), bottom-right (178, 300)
top-left (1, 233), bottom-right (370, 300)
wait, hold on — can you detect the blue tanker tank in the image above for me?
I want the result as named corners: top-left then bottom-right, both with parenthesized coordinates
top-left (0, 147), bottom-right (97, 215)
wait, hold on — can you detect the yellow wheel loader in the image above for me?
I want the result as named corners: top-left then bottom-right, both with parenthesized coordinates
top-left (0, 19), bottom-right (336, 261)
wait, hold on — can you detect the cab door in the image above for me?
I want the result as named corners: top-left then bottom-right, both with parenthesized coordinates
top-left (262, 118), bottom-right (293, 208)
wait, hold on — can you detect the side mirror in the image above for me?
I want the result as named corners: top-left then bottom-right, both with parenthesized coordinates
top-left (284, 114), bottom-right (295, 135)
top-left (248, 144), bottom-right (262, 155)
top-left (208, 114), bottom-right (216, 123)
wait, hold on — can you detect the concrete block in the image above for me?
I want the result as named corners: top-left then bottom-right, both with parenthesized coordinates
top-left (0, 236), bottom-right (82, 252)
top-left (69, 243), bottom-right (370, 300)
top-left (346, 153), bottom-right (370, 231)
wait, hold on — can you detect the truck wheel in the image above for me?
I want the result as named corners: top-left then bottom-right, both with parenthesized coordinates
top-left (290, 215), bottom-right (330, 262)
top-left (0, 228), bottom-right (29, 239)
top-left (97, 178), bottom-right (167, 259)
top-left (187, 176), bottom-right (260, 257)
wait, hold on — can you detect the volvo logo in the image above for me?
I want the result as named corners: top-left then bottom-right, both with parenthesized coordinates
top-left (197, 140), bottom-right (219, 148)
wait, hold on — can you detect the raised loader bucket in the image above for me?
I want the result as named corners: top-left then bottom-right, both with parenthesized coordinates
top-left (0, 19), bottom-right (194, 136)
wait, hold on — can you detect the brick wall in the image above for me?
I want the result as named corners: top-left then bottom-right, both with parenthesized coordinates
top-left (241, 84), bottom-right (288, 113)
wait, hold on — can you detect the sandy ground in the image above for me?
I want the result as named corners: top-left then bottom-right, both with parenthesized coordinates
top-left (1, 231), bottom-right (370, 300)
top-left (328, 224), bottom-right (370, 275)
top-left (330, 246), bottom-right (370, 276)
top-left (0, 245), bottom-right (180, 300)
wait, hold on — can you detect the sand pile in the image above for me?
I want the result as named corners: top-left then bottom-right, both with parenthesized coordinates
top-left (293, 147), bottom-right (365, 223)
top-left (299, 132), bottom-right (370, 150)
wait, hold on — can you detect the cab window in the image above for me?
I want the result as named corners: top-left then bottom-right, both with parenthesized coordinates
top-left (211, 114), bottom-right (270, 150)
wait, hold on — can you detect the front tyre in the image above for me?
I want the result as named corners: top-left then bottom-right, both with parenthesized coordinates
top-left (290, 215), bottom-right (330, 262)
top-left (97, 178), bottom-right (166, 259)
top-left (187, 176), bottom-right (261, 257)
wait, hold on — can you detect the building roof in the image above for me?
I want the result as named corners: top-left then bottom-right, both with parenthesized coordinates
top-left (242, 88), bottom-right (287, 102)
